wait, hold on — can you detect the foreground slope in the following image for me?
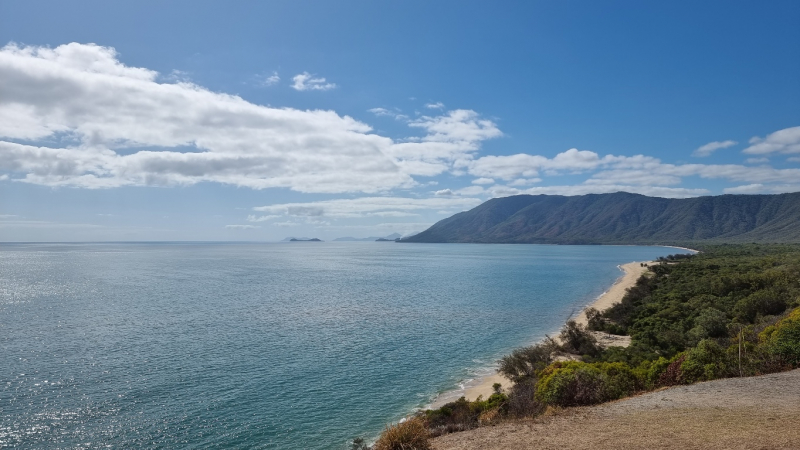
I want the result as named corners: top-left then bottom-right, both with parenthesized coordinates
top-left (432, 369), bottom-right (800, 450)
top-left (402, 192), bottom-right (800, 244)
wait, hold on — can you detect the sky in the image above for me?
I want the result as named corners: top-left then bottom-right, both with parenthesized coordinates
top-left (1, 1), bottom-right (799, 241)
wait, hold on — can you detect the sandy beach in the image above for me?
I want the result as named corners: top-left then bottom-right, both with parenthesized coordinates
top-left (430, 260), bottom-right (652, 408)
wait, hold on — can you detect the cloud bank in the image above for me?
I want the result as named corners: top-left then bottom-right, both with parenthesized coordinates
top-left (0, 43), bottom-right (499, 192)
top-left (0, 42), bottom-right (798, 203)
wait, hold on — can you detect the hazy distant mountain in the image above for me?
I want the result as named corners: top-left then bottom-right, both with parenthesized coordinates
top-left (282, 237), bottom-right (318, 241)
top-left (401, 192), bottom-right (800, 245)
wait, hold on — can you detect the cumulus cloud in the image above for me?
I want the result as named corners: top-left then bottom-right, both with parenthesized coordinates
top-left (387, 110), bottom-right (502, 177)
top-left (466, 146), bottom-right (800, 195)
top-left (291, 71), bottom-right (336, 91)
top-left (743, 126), bottom-right (800, 155)
top-left (425, 102), bottom-right (444, 109)
top-left (467, 148), bottom-right (625, 180)
top-left (0, 43), bottom-right (500, 192)
top-left (692, 140), bottom-right (737, 157)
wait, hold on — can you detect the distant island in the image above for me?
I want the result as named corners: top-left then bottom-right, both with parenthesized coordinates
top-left (288, 238), bottom-right (322, 242)
top-left (401, 192), bottom-right (800, 245)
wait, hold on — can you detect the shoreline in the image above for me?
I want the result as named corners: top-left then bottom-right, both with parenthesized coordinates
top-left (429, 260), bottom-right (652, 409)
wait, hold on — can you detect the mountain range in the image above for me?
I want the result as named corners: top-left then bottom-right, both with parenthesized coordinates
top-left (401, 192), bottom-right (800, 245)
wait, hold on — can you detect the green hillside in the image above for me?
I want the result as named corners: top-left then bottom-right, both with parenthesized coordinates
top-left (402, 192), bottom-right (800, 244)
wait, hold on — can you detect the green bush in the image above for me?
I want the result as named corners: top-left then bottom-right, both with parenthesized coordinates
top-left (694, 308), bottom-right (729, 337)
top-left (534, 361), bottom-right (640, 407)
top-left (734, 289), bottom-right (788, 322)
top-left (423, 390), bottom-right (508, 437)
top-left (766, 307), bottom-right (800, 366)
top-left (498, 338), bottom-right (558, 383)
top-left (559, 320), bottom-right (602, 358)
top-left (679, 339), bottom-right (731, 383)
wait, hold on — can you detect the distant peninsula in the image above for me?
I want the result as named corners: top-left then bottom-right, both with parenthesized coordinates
top-left (288, 238), bottom-right (322, 242)
top-left (401, 192), bottom-right (800, 245)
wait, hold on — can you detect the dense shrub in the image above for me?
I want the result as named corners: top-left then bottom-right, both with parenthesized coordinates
top-left (763, 307), bottom-right (800, 366)
top-left (735, 289), bottom-right (788, 322)
top-left (559, 320), bottom-right (602, 358)
top-left (505, 381), bottom-right (544, 418)
top-left (498, 338), bottom-right (558, 383)
top-left (534, 361), bottom-right (640, 406)
top-left (657, 354), bottom-right (686, 386)
top-left (424, 390), bottom-right (507, 437)
top-left (373, 417), bottom-right (430, 450)
top-left (679, 339), bottom-right (732, 383)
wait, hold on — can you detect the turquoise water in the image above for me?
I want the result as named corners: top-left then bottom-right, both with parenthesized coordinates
top-left (0, 243), bottom-right (688, 449)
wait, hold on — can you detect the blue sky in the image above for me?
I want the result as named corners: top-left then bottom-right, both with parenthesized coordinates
top-left (1, 0), bottom-right (799, 241)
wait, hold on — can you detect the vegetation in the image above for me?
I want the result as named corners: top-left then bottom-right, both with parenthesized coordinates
top-left (372, 418), bottom-right (431, 450)
top-left (401, 192), bottom-right (800, 244)
top-left (365, 244), bottom-right (800, 448)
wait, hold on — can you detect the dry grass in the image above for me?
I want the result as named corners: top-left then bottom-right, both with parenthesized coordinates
top-left (373, 417), bottom-right (431, 450)
top-left (432, 369), bottom-right (800, 450)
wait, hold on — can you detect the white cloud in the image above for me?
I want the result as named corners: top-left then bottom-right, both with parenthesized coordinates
top-left (387, 110), bottom-right (502, 177)
top-left (425, 102), bottom-right (444, 109)
top-left (508, 178), bottom-right (542, 186)
top-left (454, 185), bottom-right (485, 196)
top-left (368, 107), bottom-right (393, 116)
top-left (723, 184), bottom-right (800, 195)
top-left (291, 71), bottom-right (336, 91)
top-left (692, 140), bottom-right (737, 157)
top-left (788, 157), bottom-right (800, 163)
top-left (743, 126), bottom-right (800, 155)
top-left (466, 145), bottom-right (800, 195)
top-left (262, 71), bottom-right (280, 86)
top-left (251, 196), bottom-right (482, 220)
top-left (0, 43), bottom-right (499, 193)
top-left (246, 214), bottom-right (280, 222)
top-left (225, 224), bottom-right (260, 229)
top-left (434, 189), bottom-right (454, 196)
top-left (467, 149), bottom-right (619, 180)
top-left (471, 177), bottom-right (494, 185)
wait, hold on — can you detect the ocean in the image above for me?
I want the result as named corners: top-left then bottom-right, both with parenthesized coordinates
top-left (0, 242), bottom-right (688, 449)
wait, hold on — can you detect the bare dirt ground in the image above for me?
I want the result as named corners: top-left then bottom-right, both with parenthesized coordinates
top-left (432, 369), bottom-right (800, 450)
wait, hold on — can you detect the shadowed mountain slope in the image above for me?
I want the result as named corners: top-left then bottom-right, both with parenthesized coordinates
top-left (402, 192), bottom-right (800, 244)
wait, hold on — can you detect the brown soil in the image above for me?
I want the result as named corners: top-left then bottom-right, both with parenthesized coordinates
top-left (431, 369), bottom-right (800, 450)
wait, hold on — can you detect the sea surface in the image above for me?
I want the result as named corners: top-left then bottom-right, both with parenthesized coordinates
top-left (0, 242), bottom-right (689, 449)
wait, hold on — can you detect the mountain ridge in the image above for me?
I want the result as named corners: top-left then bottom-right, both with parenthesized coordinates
top-left (401, 192), bottom-right (800, 244)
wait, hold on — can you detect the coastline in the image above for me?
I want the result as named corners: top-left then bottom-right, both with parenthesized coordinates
top-left (429, 260), bottom-right (652, 409)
